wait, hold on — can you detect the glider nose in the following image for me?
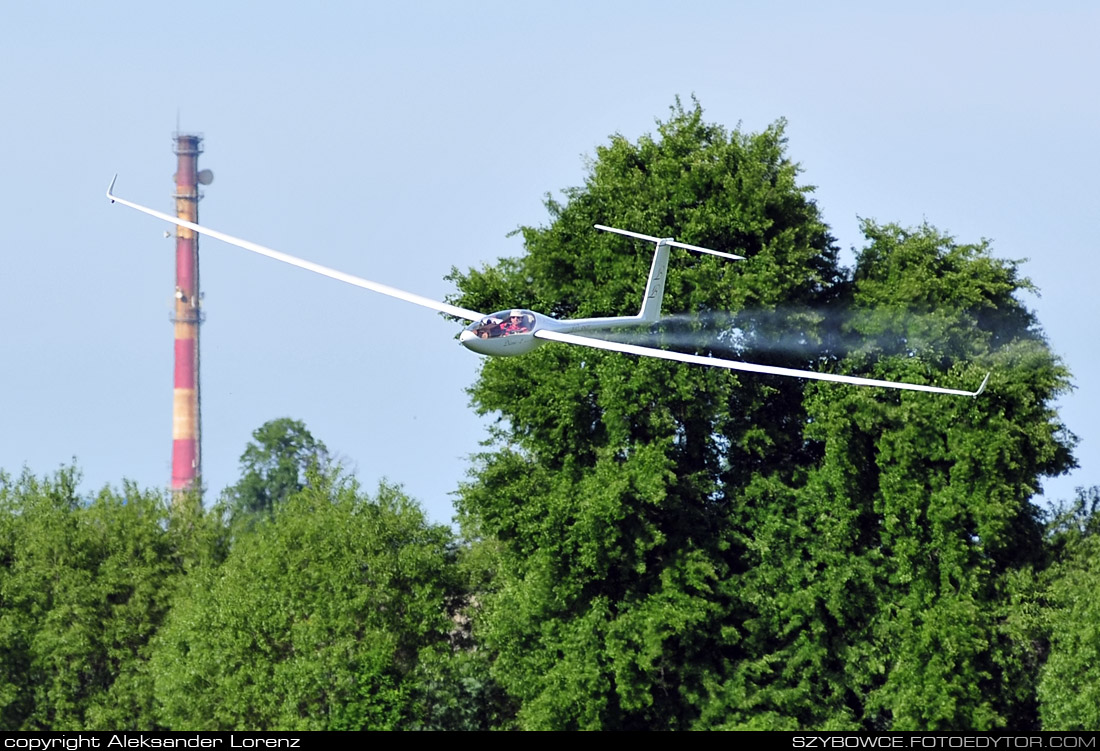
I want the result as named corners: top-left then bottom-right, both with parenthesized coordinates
top-left (459, 328), bottom-right (494, 355)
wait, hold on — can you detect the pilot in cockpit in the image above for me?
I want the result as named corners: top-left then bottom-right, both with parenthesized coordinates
top-left (501, 311), bottom-right (529, 335)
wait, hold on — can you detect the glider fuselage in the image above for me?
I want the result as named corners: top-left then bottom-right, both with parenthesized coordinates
top-left (458, 309), bottom-right (649, 357)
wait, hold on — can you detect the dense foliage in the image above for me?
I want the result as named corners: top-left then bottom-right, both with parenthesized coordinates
top-left (449, 100), bottom-right (1077, 730)
top-left (0, 426), bottom-right (475, 730)
top-left (1038, 488), bottom-right (1100, 730)
top-left (1, 101), bottom-right (1092, 730)
top-left (152, 477), bottom-right (456, 730)
top-left (0, 469), bottom-right (222, 729)
top-left (227, 417), bottom-right (330, 517)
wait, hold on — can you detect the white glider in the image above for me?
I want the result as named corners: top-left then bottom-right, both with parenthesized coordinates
top-left (107, 177), bottom-right (988, 397)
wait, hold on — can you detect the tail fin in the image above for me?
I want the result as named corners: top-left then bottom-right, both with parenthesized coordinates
top-left (594, 225), bottom-right (743, 322)
top-left (638, 237), bottom-right (671, 322)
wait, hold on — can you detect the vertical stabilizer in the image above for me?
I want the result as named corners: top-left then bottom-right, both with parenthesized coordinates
top-left (592, 224), bottom-right (742, 324)
top-left (638, 239), bottom-right (671, 322)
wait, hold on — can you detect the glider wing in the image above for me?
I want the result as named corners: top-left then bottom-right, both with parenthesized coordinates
top-left (534, 329), bottom-right (989, 397)
top-left (106, 177), bottom-right (484, 322)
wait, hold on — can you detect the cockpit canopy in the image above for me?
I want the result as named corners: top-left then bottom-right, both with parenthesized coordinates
top-left (464, 309), bottom-right (538, 340)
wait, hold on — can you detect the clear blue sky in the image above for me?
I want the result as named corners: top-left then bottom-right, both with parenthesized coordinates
top-left (2, 1), bottom-right (1095, 523)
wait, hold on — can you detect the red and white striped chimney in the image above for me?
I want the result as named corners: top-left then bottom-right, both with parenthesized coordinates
top-left (170, 134), bottom-right (204, 496)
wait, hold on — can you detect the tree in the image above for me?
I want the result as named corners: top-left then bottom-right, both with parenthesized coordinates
top-left (1038, 487), bottom-right (1100, 730)
top-left (452, 99), bottom-right (842, 729)
top-left (0, 468), bottom-right (222, 730)
top-left (227, 418), bottom-right (329, 516)
top-left (722, 222), bottom-right (1072, 730)
top-left (450, 101), bottom-right (1074, 729)
top-left (151, 476), bottom-right (460, 730)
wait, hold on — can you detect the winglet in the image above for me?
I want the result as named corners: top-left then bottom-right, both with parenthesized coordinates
top-left (973, 371), bottom-right (991, 397)
top-left (106, 174), bottom-right (118, 203)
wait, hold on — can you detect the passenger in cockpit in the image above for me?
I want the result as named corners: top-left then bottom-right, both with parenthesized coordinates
top-left (475, 318), bottom-right (502, 338)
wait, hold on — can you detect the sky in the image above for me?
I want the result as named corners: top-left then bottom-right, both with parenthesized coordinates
top-left (1, 1), bottom-right (1096, 524)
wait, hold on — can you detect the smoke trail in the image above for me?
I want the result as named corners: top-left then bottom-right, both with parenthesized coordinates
top-left (580, 306), bottom-right (981, 362)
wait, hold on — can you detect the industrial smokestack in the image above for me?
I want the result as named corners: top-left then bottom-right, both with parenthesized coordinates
top-left (170, 133), bottom-right (206, 497)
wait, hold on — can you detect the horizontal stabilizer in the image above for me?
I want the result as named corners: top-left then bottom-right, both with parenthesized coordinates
top-left (594, 224), bottom-right (745, 260)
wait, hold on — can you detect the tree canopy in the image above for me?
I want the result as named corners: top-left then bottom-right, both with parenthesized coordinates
top-left (152, 476), bottom-right (458, 730)
top-left (1038, 487), bottom-right (1100, 730)
top-left (449, 99), bottom-right (1076, 730)
top-left (226, 417), bottom-right (330, 517)
top-left (0, 469), bottom-right (222, 730)
top-left (0, 434), bottom-right (474, 730)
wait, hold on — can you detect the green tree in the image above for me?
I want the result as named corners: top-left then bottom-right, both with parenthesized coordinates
top-left (450, 101), bottom-right (1073, 729)
top-left (227, 418), bottom-right (329, 516)
top-left (1038, 487), bottom-right (1100, 730)
top-left (721, 222), bottom-right (1072, 730)
top-left (452, 99), bottom-right (842, 730)
top-left (0, 468), bottom-right (221, 730)
top-left (407, 526), bottom-right (517, 730)
top-left (151, 475), bottom-right (460, 730)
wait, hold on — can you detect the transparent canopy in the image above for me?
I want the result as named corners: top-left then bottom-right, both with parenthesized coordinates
top-left (463, 309), bottom-right (537, 339)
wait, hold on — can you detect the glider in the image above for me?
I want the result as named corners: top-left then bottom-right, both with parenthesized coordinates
top-left (107, 177), bottom-right (988, 397)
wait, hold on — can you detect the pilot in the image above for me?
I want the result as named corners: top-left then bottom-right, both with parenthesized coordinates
top-left (501, 310), bottom-right (529, 335)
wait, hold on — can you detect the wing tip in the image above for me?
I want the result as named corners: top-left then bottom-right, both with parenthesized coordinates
top-left (106, 174), bottom-right (118, 202)
top-left (972, 371), bottom-right (991, 397)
